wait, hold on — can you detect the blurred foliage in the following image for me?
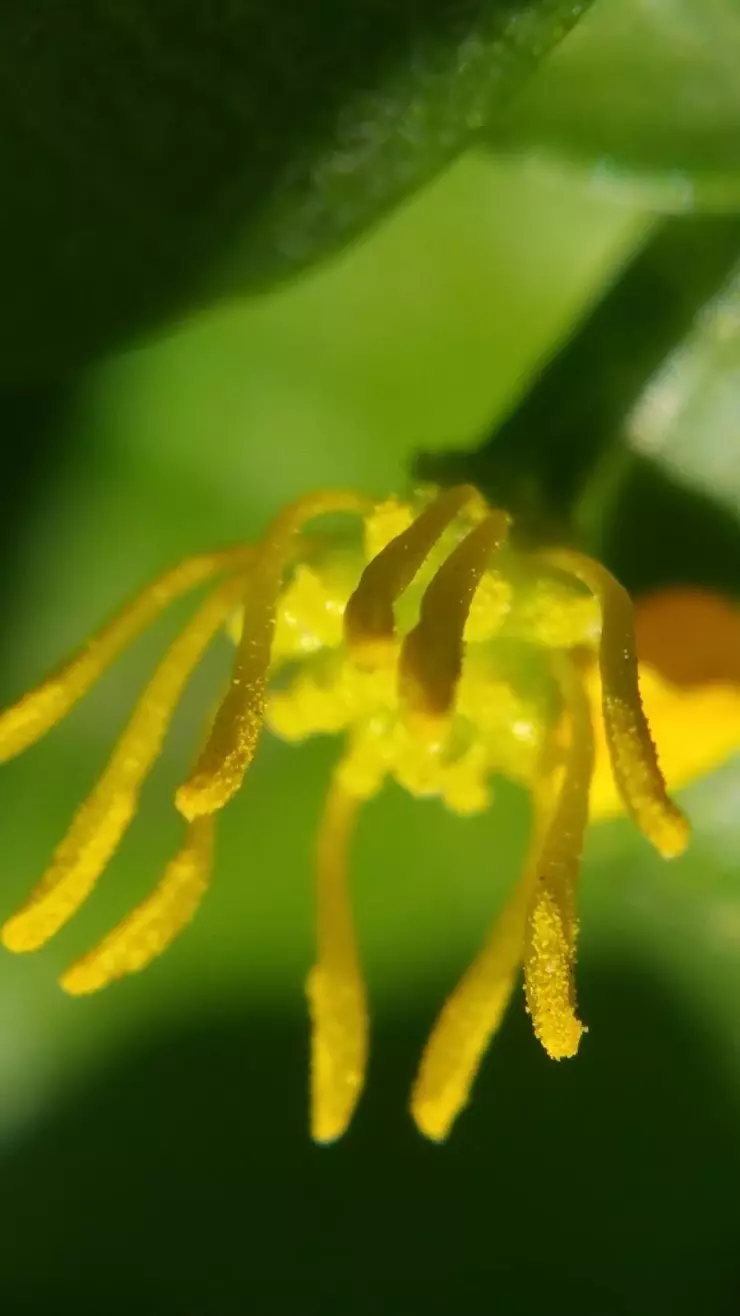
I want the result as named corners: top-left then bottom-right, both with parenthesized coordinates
top-left (0, 0), bottom-right (589, 383)
top-left (496, 0), bottom-right (740, 209)
top-left (2, 5), bottom-right (740, 1314)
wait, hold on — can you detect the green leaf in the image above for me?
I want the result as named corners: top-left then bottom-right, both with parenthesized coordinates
top-left (493, 0), bottom-right (740, 210)
top-left (0, 0), bottom-right (591, 384)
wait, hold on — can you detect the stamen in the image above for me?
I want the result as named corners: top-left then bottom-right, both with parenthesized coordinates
top-left (60, 816), bottom-right (214, 995)
top-left (542, 549), bottom-right (689, 859)
top-left (307, 777), bottom-right (368, 1144)
top-left (177, 491), bottom-right (366, 821)
top-left (410, 732), bottom-right (559, 1143)
top-left (523, 655), bottom-right (593, 1059)
top-left (410, 878), bottom-right (530, 1142)
top-left (0, 548), bottom-right (246, 764)
top-left (1, 574), bottom-right (246, 953)
top-left (344, 485), bottom-right (484, 666)
top-left (399, 511), bottom-right (509, 730)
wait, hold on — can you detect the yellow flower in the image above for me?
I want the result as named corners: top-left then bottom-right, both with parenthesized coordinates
top-left (0, 486), bottom-right (693, 1143)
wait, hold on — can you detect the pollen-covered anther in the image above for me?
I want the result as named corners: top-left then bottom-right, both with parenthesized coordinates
top-left (409, 878), bottom-right (531, 1142)
top-left (176, 490), bottom-right (367, 820)
top-left (399, 511), bottom-right (510, 732)
top-left (1, 572), bottom-right (248, 954)
top-left (0, 547), bottom-right (248, 766)
top-left (343, 485), bottom-right (484, 669)
top-left (522, 653), bottom-right (593, 1063)
top-left (410, 718), bottom-right (562, 1140)
top-left (540, 548), bottom-right (689, 860)
top-left (524, 887), bottom-right (583, 1060)
top-left (308, 778), bottom-right (368, 1143)
top-left (60, 815), bottom-right (215, 995)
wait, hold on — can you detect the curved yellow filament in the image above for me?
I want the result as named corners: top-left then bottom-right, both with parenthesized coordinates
top-left (523, 655), bottom-right (593, 1059)
top-left (0, 479), bottom-right (700, 1143)
top-left (60, 815), bottom-right (215, 995)
top-left (177, 491), bottom-right (366, 821)
top-left (410, 735), bottom-right (561, 1142)
top-left (399, 510), bottom-right (509, 727)
top-left (542, 549), bottom-right (689, 859)
top-left (411, 654), bottom-right (594, 1140)
top-left (307, 777), bottom-right (368, 1144)
top-left (344, 485), bottom-right (484, 665)
top-left (410, 880), bottom-right (530, 1142)
top-left (0, 547), bottom-right (246, 764)
top-left (2, 574), bottom-right (246, 953)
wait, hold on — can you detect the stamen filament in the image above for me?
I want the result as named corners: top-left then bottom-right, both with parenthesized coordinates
top-left (307, 777), bottom-right (368, 1144)
top-left (177, 491), bottom-right (366, 821)
top-left (399, 511), bottom-right (509, 727)
top-left (542, 549), bottom-right (689, 859)
top-left (0, 548), bottom-right (247, 764)
top-left (60, 815), bottom-right (215, 994)
top-left (2, 574), bottom-right (246, 953)
top-left (410, 734), bottom-right (560, 1143)
top-left (0, 479), bottom-right (700, 1144)
top-left (344, 485), bottom-right (484, 665)
top-left (523, 655), bottom-right (593, 1059)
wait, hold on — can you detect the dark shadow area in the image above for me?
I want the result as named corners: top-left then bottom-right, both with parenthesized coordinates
top-left (1, 961), bottom-right (739, 1316)
top-left (602, 454), bottom-right (740, 599)
top-left (0, 381), bottom-right (78, 610)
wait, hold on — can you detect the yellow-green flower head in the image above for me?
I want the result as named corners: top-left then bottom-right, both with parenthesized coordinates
top-left (0, 485), bottom-right (701, 1142)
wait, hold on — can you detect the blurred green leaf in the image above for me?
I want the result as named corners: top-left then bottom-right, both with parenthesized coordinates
top-left (626, 249), bottom-right (740, 512)
top-left (0, 0), bottom-right (590, 383)
top-left (416, 215), bottom-right (740, 545)
top-left (408, 190), bottom-right (740, 642)
top-left (494, 0), bottom-right (740, 210)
